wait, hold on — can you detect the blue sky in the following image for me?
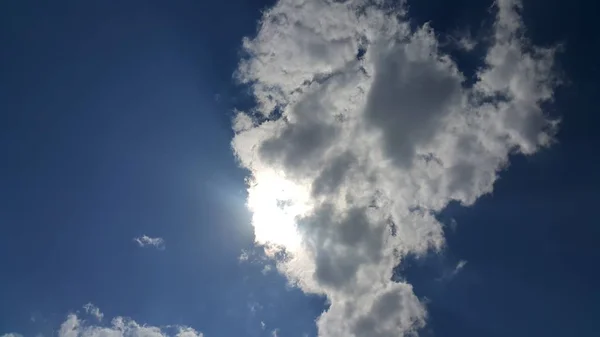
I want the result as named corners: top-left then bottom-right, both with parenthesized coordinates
top-left (1, 1), bottom-right (599, 337)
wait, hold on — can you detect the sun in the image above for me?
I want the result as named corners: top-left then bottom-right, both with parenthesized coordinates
top-left (246, 170), bottom-right (311, 252)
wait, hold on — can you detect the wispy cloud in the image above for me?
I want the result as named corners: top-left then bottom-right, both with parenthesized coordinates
top-left (83, 303), bottom-right (104, 321)
top-left (454, 260), bottom-right (467, 274)
top-left (437, 260), bottom-right (468, 282)
top-left (232, 0), bottom-right (561, 336)
top-left (133, 235), bottom-right (165, 250)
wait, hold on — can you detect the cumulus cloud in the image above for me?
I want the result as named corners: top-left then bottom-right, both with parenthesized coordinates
top-left (133, 235), bottom-right (165, 250)
top-left (58, 312), bottom-right (203, 337)
top-left (232, 0), bottom-right (560, 336)
top-left (1, 333), bottom-right (24, 337)
top-left (2, 308), bottom-right (203, 337)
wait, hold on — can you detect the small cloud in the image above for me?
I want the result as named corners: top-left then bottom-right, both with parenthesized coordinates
top-left (261, 265), bottom-right (272, 275)
top-left (454, 260), bottom-right (468, 274)
top-left (238, 247), bottom-right (270, 264)
top-left (437, 260), bottom-right (468, 282)
top-left (239, 250), bottom-right (249, 262)
top-left (83, 303), bottom-right (104, 321)
top-left (174, 327), bottom-right (203, 337)
top-left (248, 302), bottom-right (263, 313)
top-left (1, 333), bottom-right (24, 337)
top-left (260, 321), bottom-right (266, 330)
top-left (271, 329), bottom-right (279, 337)
top-left (134, 235), bottom-right (165, 250)
top-left (447, 218), bottom-right (458, 232)
top-left (449, 30), bottom-right (477, 51)
top-left (30, 311), bottom-right (45, 324)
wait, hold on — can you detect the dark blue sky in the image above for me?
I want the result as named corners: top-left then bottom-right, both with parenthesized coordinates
top-left (1, 1), bottom-right (599, 337)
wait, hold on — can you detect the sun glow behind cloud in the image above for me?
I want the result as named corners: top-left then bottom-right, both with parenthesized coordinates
top-left (246, 170), bottom-right (312, 252)
top-left (231, 0), bottom-right (561, 336)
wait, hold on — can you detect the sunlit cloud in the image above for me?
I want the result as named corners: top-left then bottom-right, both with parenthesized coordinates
top-left (232, 0), bottom-right (561, 336)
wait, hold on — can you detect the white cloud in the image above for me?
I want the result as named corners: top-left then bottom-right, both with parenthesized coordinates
top-left (437, 260), bottom-right (468, 282)
top-left (232, 0), bottom-right (560, 336)
top-left (261, 265), bottom-right (273, 275)
top-left (455, 260), bottom-right (467, 273)
top-left (1, 333), bottom-right (24, 337)
top-left (133, 235), bottom-right (165, 250)
top-left (83, 303), bottom-right (104, 321)
top-left (2, 309), bottom-right (203, 337)
top-left (58, 312), bottom-right (203, 337)
top-left (238, 250), bottom-right (250, 262)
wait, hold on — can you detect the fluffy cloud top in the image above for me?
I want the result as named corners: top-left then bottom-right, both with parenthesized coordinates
top-left (1, 333), bottom-right (24, 337)
top-left (232, 0), bottom-right (560, 336)
top-left (133, 235), bottom-right (165, 250)
top-left (2, 305), bottom-right (203, 337)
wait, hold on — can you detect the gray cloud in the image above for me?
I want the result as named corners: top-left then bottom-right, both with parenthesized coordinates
top-left (364, 34), bottom-right (465, 168)
top-left (232, 0), bottom-right (561, 336)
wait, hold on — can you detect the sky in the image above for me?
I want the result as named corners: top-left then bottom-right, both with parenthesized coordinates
top-left (0, 0), bottom-right (599, 337)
